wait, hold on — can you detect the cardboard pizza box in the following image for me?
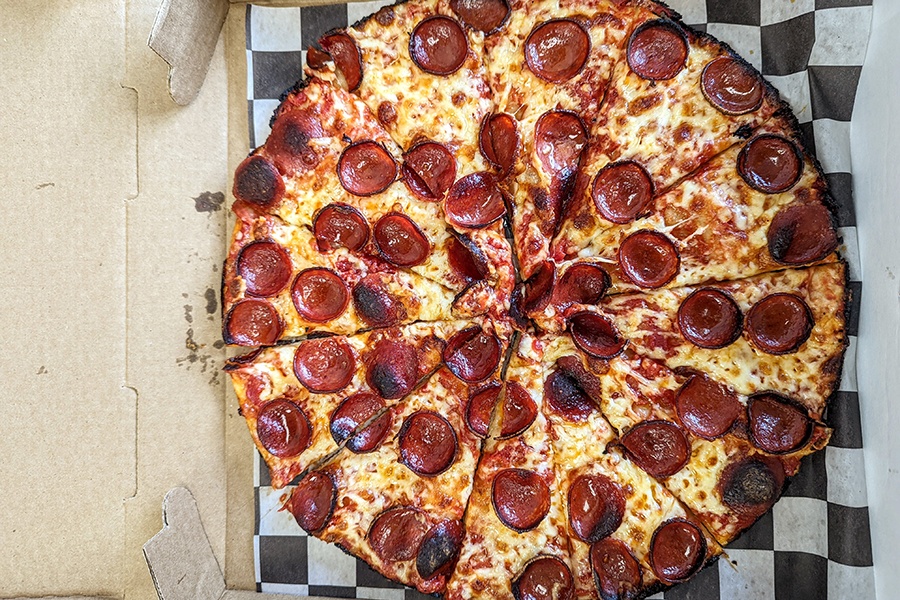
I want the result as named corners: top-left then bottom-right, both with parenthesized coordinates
top-left (0, 1), bottom-right (897, 600)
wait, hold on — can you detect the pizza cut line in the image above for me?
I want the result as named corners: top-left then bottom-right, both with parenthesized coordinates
top-left (222, 0), bottom-right (848, 598)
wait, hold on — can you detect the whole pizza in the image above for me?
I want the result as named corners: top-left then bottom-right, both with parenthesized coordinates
top-left (222, 0), bottom-right (847, 597)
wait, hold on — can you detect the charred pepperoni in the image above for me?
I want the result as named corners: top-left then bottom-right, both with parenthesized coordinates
top-left (445, 172), bottom-right (507, 229)
top-left (417, 519), bottom-right (464, 579)
top-left (368, 507), bottom-right (428, 562)
top-left (293, 336), bottom-right (356, 394)
top-left (621, 421), bottom-right (690, 478)
top-left (399, 411), bottom-right (459, 476)
top-left (291, 268), bottom-right (350, 323)
top-left (444, 327), bottom-right (501, 383)
top-left (319, 33), bottom-right (363, 91)
top-left (676, 375), bottom-right (743, 440)
top-left (568, 474), bottom-right (626, 543)
top-left (410, 16), bottom-right (468, 76)
top-left (525, 19), bottom-right (590, 83)
top-left (450, 0), bottom-right (510, 34)
top-left (238, 241), bottom-right (293, 297)
top-left (402, 141), bottom-right (457, 200)
top-left (501, 381), bottom-right (538, 438)
top-left (366, 339), bottom-right (419, 399)
top-left (290, 471), bottom-right (336, 533)
top-left (373, 213), bottom-right (431, 267)
top-left (466, 383), bottom-right (501, 437)
top-left (313, 204), bottom-right (370, 252)
top-left (352, 275), bottom-right (406, 328)
top-left (677, 288), bottom-right (743, 349)
top-left (256, 399), bottom-right (311, 458)
top-left (618, 230), bottom-right (680, 289)
top-left (721, 457), bottom-right (785, 513)
top-left (591, 538), bottom-right (643, 600)
top-left (225, 299), bottom-right (283, 346)
top-left (330, 392), bottom-right (391, 453)
top-left (592, 162), bottom-right (654, 224)
top-left (737, 135), bottom-right (802, 194)
top-left (767, 202), bottom-right (838, 265)
top-left (701, 56), bottom-right (764, 115)
top-left (568, 311), bottom-right (627, 359)
top-left (480, 113), bottom-right (519, 176)
top-left (233, 155), bottom-right (284, 209)
top-left (544, 365), bottom-right (595, 422)
top-left (748, 393), bottom-right (812, 454)
top-left (649, 520), bottom-right (706, 584)
top-left (512, 556), bottom-right (574, 600)
top-left (627, 20), bottom-right (688, 81)
top-left (745, 293), bottom-right (813, 354)
top-left (554, 263), bottom-right (610, 308)
top-left (492, 468), bottom-right (551, 531)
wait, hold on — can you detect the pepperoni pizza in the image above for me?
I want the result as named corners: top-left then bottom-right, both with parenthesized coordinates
top-left (223, 0), bottom-right (848, 597)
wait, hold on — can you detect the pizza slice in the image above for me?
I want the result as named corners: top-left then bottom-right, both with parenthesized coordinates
top-left (536, 333), bottom-right (722, 599)
top-left (225, 319), bottom-right (474, 488)
top-left (596, 352), bottom-right (831, 545)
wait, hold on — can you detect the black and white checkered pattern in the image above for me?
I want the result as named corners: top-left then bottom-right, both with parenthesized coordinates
top-left (246, 1), bottom-right (875, 597)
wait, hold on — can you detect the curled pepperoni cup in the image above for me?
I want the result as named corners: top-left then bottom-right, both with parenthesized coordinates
top-left (737, 135), bottom-right (802, 194)
top-left (399, 411), bottom-right (459, 476)
top-left (290, 471), bottom-right (336, 533)
top-left (618, 230), bottom-right (680, 289)
top-left (568, 311), bottom-right (627, 359)
top-left (627, 20), bottom-right (688, 81)
top-left (480, 113), bottom-right (519, 176)
top-left (621, 421), bottom-right (690, 478)
top-left (534, 111), bottom-right (588, 177)
top-left (466, 383), bottom-right (501, 437)
top-left (649, 520), bottom-right (706, 584)
top-left (748, 393), bottom-right (812, 454)
top-left (522, 261), bottom-right (556, 314)
top-left (512, 556), bottom-right (574, 600)
top-left (373, 213), bottom-right (431, 267)
top-left (293, 337), bottom-right (356, 394)
top-left (225, 299), bottom-right (284, 346)
top-left (745, 293), bottom-right (813, 355)
top-left (448, 233), bottom-right (488, 284)
top-left (352, 277), bottom-right (405, 328)
top-left (590, 538), bottom-right (643, 600)
top-left (554, 263), bottom-right (610, 308)
top-left (450, 0), bottom-right (510, 34)
top-left (445, 171), bottom-right (507, 229)
top-left (568, 474), bottom-right (626, 544)
top-left (319, 33), bottom-right (363, 91)
top-left (306, 46), bottom-right (331, 70)
top-left (676, 375), bottom-right (743, 440)
top-left (544, 362), bottom-right (597, 422)
top-left (677, 288), bottom-right (743, 349)
top-left (291, 268), bottom-right (350, 323)
top-left (721, 457), bottom-right (785, 513)
top-left (592, 161), bottom-right (654, 225)
top-left (368, 507), bottom-right (429, 563)
top-left (524, 19), bottom-right (590, 83)
top-left (237, 241), bottom-right (293, 297)
top-left (417, 519), bottom-right (464, 579)
top-left (233, 155), bottom-right (284, 209)
top-left (409, 16), bottom-right (468, 76)
top-left (492, 468), bottom-right (551, 532)
top-left (767, 202), bottom-right (838, 265)
top-left (366, 340), bottom-right (419, 399)
top-left (313, 204), bottom-right (370, 252)
top-left (401, 141), bottom-right (457, 200)
top-left (501, 382), bottom-right (538, 438)
top-left (701, 56), bottom-right (764, 115)
top-left (444, 326), bottom-right (501, 383)
top-left (337, 141), bottom-right (397, 197)
top-left (256, 400), bottom-right (311, 458)
top-left (330, 392), bottom-right (391, 453)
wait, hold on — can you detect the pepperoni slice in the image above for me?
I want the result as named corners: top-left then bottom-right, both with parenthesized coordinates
top-left (592, 162), bottom-right (654, 224)
top-left (450, 0), bottom-right (510, 34)
top-left (237, 241), bottom-right (293, 297)
top-left (621, 421), bottom-right (690, 478)
top-left (501, 381), bottom-right (538, 438)
top-left (225, 299), bottom-right (283, 346)
top-left (373, 213), bottom-right (431, 267)
top-left (319, 33), bottom-right (363, 91)
top-left (290, 471), bottom-right (336, 533)
top-left (448, 234), bottom-right (488, 284)
top-left (649, 520), bottom-right (706, 584)
top-left (676, 375), bottom-right (742, 440)
top-left (466, 383), bottom-right (501, 437)
top-left (544, 366), bottom-right (595, 422)
top-left (492, 468), bottom-right (551, 531)
top-left (402, 141), bottom-right (457, 200)
top-left (677, 288), bottom-right (742, 349)
top-left (368, 507), bottom-right (428, 562)
top-left (306, 46), bottom-right (331, 70)
top-left (554, 263), bottom-right (610, 308)
top-left (745, 293), bottom-right (813, 355)
top-left (417, 519), bottom-right (464, 579)
top-left (291, 268), bottom-right (350, 323)
top-left (233, 155), bottom-right (284, 209)
top-left (330, 392), bottom-right (391, 453)
top-left (627, 20), bottom-right (688, 81)
top-left (590, 538), bottom-right (643, 600)
top-left (767, 202), bottom-right (838, 265)
top-left (410, 16), bottom-right (468, 76)
top-left (568, 474), bottom-right (626, 543)
top-left (721, 457), bottom-right (785, 513)
top-left (256, 399), bottom-right (311, 458)
top-left (568, 311), bottom-right (627, 359)
top-left (737, 135), bottom-right (802, 194)
top-left (522, 261), bottom-right (556, 314)
top-left (524, 19), bottom-right (590, 83)
top-left (480, 113), bottom-right (519, 176)
top-left (748, 393), bottom-right (812, 454)
top-left (618, 230), bottom-right (680, 289)
top-left (444, 327), bottom-right (501, 383)
top-left (701, 56), bottom-right (764, 115)
top-left (267, 111), bottom-right (325, 174)
top-left (293, 337), bottom-right (356, 394)
top-left (445, 172), bottom-right (507, 229)
top-left (399, 411), bottom-right (459, 476)
top-left (534, 111), bottom-right (587, 176)
top-left (512, 556), bottom-right (574, 600)
top-left (337, 141), bottom-right (397, 197)
top-left (352, 276), bottom-right (406, 328)
top-left (366, 339), bottom-right (419, 399)
top-left (313, 204), bottom-right (370, 252)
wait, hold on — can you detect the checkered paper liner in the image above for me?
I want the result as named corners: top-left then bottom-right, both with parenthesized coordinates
top-left (244, 1), bottom-right (875, 598)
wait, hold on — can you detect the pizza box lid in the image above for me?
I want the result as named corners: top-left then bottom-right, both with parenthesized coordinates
top-left (0, 0), bottom-right (898, 599)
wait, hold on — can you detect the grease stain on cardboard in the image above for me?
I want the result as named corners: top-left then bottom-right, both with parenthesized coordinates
top-left (193, 190), bottom-right (225, 213)
top-left (176, 302), bottom-right (222, 387)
